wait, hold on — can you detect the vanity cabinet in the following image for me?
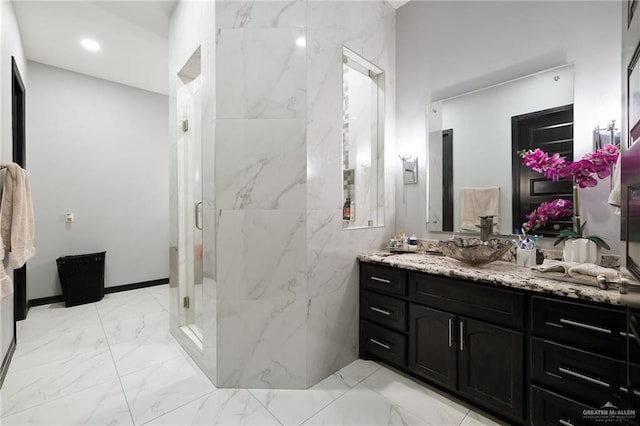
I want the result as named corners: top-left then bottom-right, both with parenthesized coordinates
top-left (530, 296), bottom-right (639, 425)
top-left (360, 263), bottom-right (525, 423)
top-left (359, 260), bottom-right (639, 426)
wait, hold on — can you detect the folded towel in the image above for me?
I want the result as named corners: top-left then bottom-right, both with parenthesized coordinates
top-left (460, 187), bottom-right (500, 232)
top-left (532, 260), bottom-right (620, 286)
top-left (0, 163), bottom-right (35, 269)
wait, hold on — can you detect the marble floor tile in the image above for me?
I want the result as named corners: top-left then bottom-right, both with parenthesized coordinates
top-left (361, 366), bottom-right (470, 425)
top-left (461, 409), bottom-right (510, 426)
top-left (97, 289), bottom-right (166, 323)
top-left (146, 389), bottom-right (280, 426)
top-left (109, 329), bottom-right (187, 377)
top-left (120, 353), bottom-right (216, 425)
top-left (0, 379), bottom-right (133, 425)
top-left (1, 348), bottom-right (118, 417)
top-left (250, 372), bottom-right (351, 425)
top-left (102, 310), bottom-right (170, 346)
top-left (10, 325), bottom-right (107, 373)
top-left (334, 358), bottom-right (381, 387)
top-left (303, 383), bottom-right (430, 426)
top-left (18, 302), bottom-right (101, 342)
top-left (146, 284), bottom-right (170, 310)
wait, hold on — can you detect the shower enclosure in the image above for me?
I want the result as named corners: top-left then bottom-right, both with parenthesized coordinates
top-left (176, 47), bottom-right (204, 348)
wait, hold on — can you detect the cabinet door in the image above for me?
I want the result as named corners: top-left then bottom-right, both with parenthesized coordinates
top-left (408, 304), bottom-right (456, 390)
top-left (458, 317), bottom-right (524, 422)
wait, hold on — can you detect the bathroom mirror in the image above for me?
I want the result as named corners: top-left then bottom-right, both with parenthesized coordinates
top-left (342, 47), bottom-right (385, 230)
top-left (427, 64), bottom-right (574, 235)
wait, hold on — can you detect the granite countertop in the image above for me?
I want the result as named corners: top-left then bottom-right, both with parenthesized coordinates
top-left (358, 251), bottom-right (623, 306)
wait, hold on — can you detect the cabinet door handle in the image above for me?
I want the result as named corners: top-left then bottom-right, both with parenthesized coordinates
top-left (619, 386), bottom-right (640, 397)
top-left (559, 419), bottom-right (573, 426)
top-left (459, 321), bottom-right (465, 351)
top-left (369, 338), bottom-right (391, 350)
top-left (558, 367), bottom-right (610, 388)
top-left (370, 306), bottom-right (391, 316)
top-left (448, 318), bottom-right (453, 348)
top-left (370, 276), bottom-right (391, 284)
top-left (559, 318), bottom-right (612, 334)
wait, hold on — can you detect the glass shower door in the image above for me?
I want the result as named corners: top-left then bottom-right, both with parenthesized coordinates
top-left (177, 48), bottom-right (204, 346)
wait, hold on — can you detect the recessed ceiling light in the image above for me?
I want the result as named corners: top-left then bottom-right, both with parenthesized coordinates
top-left (81, 38), bottom-right (101, 52)
top-left (295, 36), bottom-right (306, 48)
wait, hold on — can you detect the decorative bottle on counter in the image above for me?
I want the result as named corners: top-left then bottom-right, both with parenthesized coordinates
top-left (343, 197), bottom-right (351, 220)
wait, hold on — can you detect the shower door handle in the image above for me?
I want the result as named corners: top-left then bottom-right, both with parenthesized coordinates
top-left (195, 201), bottom-right (203, 230)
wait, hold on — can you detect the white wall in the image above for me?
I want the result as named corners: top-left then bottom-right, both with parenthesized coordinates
top-left (396, 1), bottom-right (621, 251)
top-left (1, 0), bottom-right (27, 364)
top-left (26, 61), bottom-right (169, 300)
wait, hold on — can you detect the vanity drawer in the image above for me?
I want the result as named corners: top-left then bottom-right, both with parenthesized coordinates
top-left (361, 291), bottom-right (407, 332)
top-left (360, 263), bottom-right (407, 297)
top-left (531, 385), bottom-right (598, 426)
top-left (531, 296), bottom-right (631, 360)
top-left (360, 320), bottom-right (406, 367)
top-left (409, 272), bottom-right (525, 329)
top-left (531, 337), bottom-right (637, 410)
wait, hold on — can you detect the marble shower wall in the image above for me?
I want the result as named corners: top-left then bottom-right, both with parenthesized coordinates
top-left (170, 0), bottom-right (396, 390)
top-left (214, 0), bottom-right (309, 389)
top-left (305, 1), bottom-right (396, 387)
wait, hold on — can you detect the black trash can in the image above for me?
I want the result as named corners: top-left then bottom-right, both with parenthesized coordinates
top-left (56, 251), bottom-right (106, 307)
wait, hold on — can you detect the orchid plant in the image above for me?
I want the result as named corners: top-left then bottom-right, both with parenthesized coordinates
top-left (519, 143), bottom-right (619, 250)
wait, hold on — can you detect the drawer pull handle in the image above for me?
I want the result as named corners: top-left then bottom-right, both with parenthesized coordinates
top-left (459, 321), bottom-right (465, 351)
top-left (559, 367), bottom-right (610, 388)
top-left (619, 386), bottom-right (640, 397)
top-left (370, 306), bottom-right (392, 316)
top-left (369, 338), bottom-right (391, 350)
top-left (559, 419), bottom-right (573, 426)
top-left (559, 318), bottom-right (612, 335)
top-left (448, 318), bottom-right (453, 348)
top-left (370, 276), bottom-right (392, 284)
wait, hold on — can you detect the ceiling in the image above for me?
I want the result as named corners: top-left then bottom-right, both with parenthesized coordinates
top-left (13, 1), bottom-right (177, 95)
top-left (13, 0), bottom-right (408, 96)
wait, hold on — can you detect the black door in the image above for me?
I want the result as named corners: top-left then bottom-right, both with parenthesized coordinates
top-left (442, 129), bottom-right (454, 232)
top-left (408, 304), bottom-right (456, 390)
top-left (457, 317), bottom-right (524, 422)
top-left (512, 104), bottom-right (574, 236)
top-left (11, 57), bottom-right (27, 321)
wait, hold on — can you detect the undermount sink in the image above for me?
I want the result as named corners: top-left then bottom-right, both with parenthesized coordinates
top-left (437, 237), bottom-right (512, 266)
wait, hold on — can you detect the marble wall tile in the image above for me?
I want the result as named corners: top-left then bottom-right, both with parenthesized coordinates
top-left (306, 284), bottom-right (359, 387)
top-left (306, 32), bottom-right (343, 210)
top-left (216, 299), bottom-right (307, 389)
top-left (217, 0), bottom-right (305, 29)
top-left (216, 28), bottom-right (306, 119)
top-left (307, 209), bottom-right (389, 298)
top-left (307, 1), bottom-right (393, 34)
top-left (216, 119), bottom-right (306, 210)
top-left (217, 209), bottom-right (307, 300)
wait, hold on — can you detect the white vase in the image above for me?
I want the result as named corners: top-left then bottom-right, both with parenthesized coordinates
top-left (562, 238), bottom-right (602, 264)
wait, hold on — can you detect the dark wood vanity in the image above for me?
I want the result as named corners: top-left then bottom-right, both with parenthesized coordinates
top-left (359, 260), bottom-right (640, 425)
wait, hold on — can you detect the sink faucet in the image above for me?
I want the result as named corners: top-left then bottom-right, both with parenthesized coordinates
top-left (479, 216), bottom-right (494, 242)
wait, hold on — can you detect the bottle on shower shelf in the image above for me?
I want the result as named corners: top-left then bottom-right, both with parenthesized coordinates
top-left (343, 197), bottom-right (351, 220)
